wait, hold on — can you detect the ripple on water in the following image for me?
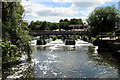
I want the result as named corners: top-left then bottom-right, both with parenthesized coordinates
top-left (4, 39), bottom-right (120, 79)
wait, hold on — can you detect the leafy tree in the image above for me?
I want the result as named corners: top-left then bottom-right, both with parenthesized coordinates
top-left (28, 21), bottom-right (35, 30)
top-left (64, 19), bottom-right (69, 22)
top-left (2, 41), bottom-right (21, 62)
top-left (59, 19), bottom-right (64, 22)
top-left (78, 18), bottom-right (83, 24)
top-left (29, 18), bottom-right (84, 30)
top-left (69, 18), bottom-right (83, 24)
top-left (87, 5), bottom-right (120, 36)
top-left (29, 21), bottom-right (50, 30)
top-left (2, 2), bottom-right (32, 63)
top-left (59, 22), bottom-right (69, 30)
top-left (50, 23), bottom-right (59, 30)
top-left (40, 21), bottom-right (47, 30)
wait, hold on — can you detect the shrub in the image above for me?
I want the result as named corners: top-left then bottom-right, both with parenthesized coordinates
top-left (2, 41), bottom-right (21, 63)
top-left (96, 35), bottom-right (100, 40)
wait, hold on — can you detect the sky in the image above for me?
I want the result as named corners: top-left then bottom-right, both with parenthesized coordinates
top-left (21, 0), bottom-right (120, 24)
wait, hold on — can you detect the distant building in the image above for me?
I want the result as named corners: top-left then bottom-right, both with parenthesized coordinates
top-left (69, 24), bottom-right (84, 29)
top-left (69, 24), bottom-right (90, 31)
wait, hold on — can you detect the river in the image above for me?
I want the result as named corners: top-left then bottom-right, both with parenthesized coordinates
top-left (3, 39), bottom-right (120, 79)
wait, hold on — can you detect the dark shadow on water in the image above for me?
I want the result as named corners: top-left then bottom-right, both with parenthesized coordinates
top-left (87, 46), bottom-right (120, 78)
top-left (37, 46), bottom-right (46, 51)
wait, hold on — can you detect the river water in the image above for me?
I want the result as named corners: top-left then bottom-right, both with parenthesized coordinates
top-left (3, 39), bottom-right (120, 79)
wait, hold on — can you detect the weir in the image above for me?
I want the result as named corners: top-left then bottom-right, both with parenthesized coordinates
top-left (29, 30), bottom-right (90, 36)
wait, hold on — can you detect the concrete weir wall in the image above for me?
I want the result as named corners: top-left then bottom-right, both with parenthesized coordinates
top-left (37, 39), bottom-right (46, 45)
top-left (65, 39), bottom-right (76, 45)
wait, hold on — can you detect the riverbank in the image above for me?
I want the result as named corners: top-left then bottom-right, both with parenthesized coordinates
top-left (92, 38), bottom-right (120, 54)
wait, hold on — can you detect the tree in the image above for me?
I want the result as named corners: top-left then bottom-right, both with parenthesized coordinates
top-left (28, 21), bottom-right (35, 30)
top-left (87, 5), bottom-right (120, 36)
top-left (69, 18), bottom-right (83, 24)
top-left (59, 22), bottom-right (69, 30)
top-left (49, 23), bottom-right (59, 30)
top-left (2, 2), bottom-right (32, 63)
top-left (64, 19), bottom-right (68, 22)
top-left (40, 21), bottom-right (47, 30)
top-left (59, 19), bottom-right (64, 22)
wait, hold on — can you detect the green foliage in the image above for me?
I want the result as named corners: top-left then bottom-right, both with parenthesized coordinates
top-left (29, 21), bottom-right (59, 30)
top-left (29, 18), bottom-right (83, 30)
top-left (59, 19), bottom-right (64, 22)
top-left (61, 36), bottom-right (65, 41)
top-left (64, 19), bottom-right (69, 22)
top-left (91, 37), bottom-right (96, 41)
top-left (2, 41), bottom-right (21, 63)
top-left (106, 32), bottom-right (112, 36)
top-left (59, 22), bottom-right (69, 30)
top-left (50, 35), bottom-right (57, 41)
top-left (116, 28), bottom-right (120, 31)
top-left (72, 35), bottom-right (78, 40)
top-left (90, 35), bottom-right (100, 41)
top-left (50, 23), bottom-right (59, 30)
top-left (2, 2), bottom-right (32, 63)
top-left (82, 35), bottom-right (88, 41)
top-left (69, 18), bottom-right (83, 24)
top-left (56, 35), bottom-right (62, 39)
top-left (96, 35), bottom-right (100, 40)
top-left (28, 21), bottom-right (48, 30)
top-left (87, 5), bottom-right (120, 36)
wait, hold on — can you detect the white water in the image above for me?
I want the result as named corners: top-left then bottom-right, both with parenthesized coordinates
top-left (31, 39), bottom-right (93, 46)
top-left (5, 39), bottom-right (119, 78)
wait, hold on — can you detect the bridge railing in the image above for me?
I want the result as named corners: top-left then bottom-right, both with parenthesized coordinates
top-left (29, 30), bottom-right (89, 36)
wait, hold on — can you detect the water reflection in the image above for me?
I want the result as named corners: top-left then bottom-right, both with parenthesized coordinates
top-left (37, 46), bottom-right (46, 51)
top-left (63, 46), bottom-right (75, 51)
top-left (3, 39), bottom-right (120, 79)
top-left (87, 46), bottom-right (120, 78)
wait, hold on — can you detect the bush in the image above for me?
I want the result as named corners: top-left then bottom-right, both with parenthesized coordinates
top-left (2, 41), bottom-right (21, 63)
top-left (106, 32), bottom-right (112, 36)
top-left (50, 35), bottom-right (57, 41)
top-left (82, 35), bottom-right (88, 41)
top-left (72, 35), bottom-right (78, 40)
top-left (96, 35), bottom-right (100, 40)
top-left (57, 35), bottom-right (62, 39)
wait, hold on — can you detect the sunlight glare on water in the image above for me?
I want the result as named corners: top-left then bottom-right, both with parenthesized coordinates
top-left (31, 39), bottom-right (119, 78)
top-left (3, 39), bottom-right (120, 79)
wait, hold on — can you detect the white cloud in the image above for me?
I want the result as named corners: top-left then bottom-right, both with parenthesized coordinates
top-left (79, 7), bottom-right (95, 17)
top-left (23, 16), bottom-right (87, 23)
top-left (53, 0), bottom-right (113, 9)
top-left (21, 0), bottom-right (117, 23)
top-left (53, 0), bottom-right (113, 3)
top-left (21, 0), bottom-right (78, 17)
top-left (52, 0), bottom-right (73, 3)
top-left (71, 2), bottom-right (101, 8)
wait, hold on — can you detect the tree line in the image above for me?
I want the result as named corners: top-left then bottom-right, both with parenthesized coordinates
top-left (28, 18), bottom-right (83, 30)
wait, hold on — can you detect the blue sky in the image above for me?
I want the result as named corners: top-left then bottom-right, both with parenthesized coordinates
top-left (21, 0), bottom-right (120, 23)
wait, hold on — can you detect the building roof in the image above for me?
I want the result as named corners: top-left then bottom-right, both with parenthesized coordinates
top-left (69, 24), bottom-right (83, 27)
top-left (69, 24), bottom-right (89, 27)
